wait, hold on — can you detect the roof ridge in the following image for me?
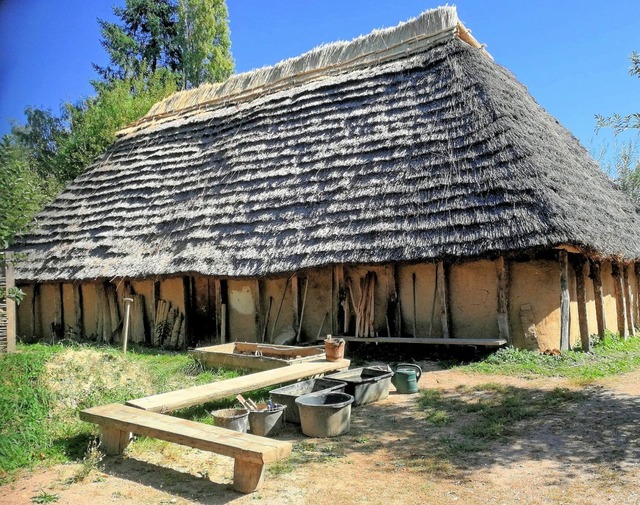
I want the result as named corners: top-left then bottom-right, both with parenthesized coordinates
top-left (121, 6), bottom-right (476, 136)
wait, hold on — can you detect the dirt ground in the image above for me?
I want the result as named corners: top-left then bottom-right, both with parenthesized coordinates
top-left (3, 364), bottom-right (640, 505)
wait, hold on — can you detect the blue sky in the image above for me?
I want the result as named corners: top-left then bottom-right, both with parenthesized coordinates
top-left (0, 0), bottom-right (638, 156)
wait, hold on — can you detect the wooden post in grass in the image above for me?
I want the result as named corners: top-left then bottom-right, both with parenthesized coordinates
top-left (572, 256), bottom-right (590, 351)
top-left (590, 260), bottom-right (606, 340)
top-left (559, 251), bottom-right (570, 351)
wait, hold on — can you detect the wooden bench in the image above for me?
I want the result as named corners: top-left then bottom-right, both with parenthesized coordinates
top-left (126, 358), bottom-right (350, 413)
top-left (80, 403), bottom-right (292, 493)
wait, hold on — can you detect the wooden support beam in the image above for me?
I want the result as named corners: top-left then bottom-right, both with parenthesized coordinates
top-left (571, 256), bottom-right (590, 352)
top-left (291, 275), bottom-right (300, 335)
top-left (559, 251), bottom-right (570, 351)
top-left (496, 257), bottom-right (511, 346)
top-left (100, 426), bottom-right (131, 456)
top-left (332, 265), bottom-right (345, 335)
top-left (393, 264), bottom-right (402, 338)
top-left (635, 263), bottom-right (640, 324)
top-left (53, 283), bottom-right (64, 341)
top-left (213, 279), bottom-right (222, 343)
top-left (73, 283), bottom-right (83, 340)
top-left (3, 252), bottom-right (16, 352)
top-left (612, 261), bottom-right (629, 339)
top-left (589, 260), bottom-right (606, 340)
top-left (623, 264), bottom-right (635, 337)
top-left (254, 279), bottom-right (262, 343)
top-left (437, 261), bottom-right (451, 339)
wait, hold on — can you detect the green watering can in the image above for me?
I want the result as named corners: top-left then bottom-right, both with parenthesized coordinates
top-left (391, 363), bottom-right (422, 394)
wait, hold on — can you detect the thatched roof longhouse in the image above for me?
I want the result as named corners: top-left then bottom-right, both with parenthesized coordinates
top-left (13, 6), bottom-right (640, 283)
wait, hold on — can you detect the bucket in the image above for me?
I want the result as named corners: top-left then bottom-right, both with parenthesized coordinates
top-left (211, 408), bottom-right (249, 432)
top-left (248, 403), bottom-right (286, 437)
top-left (295, 392), bottom-right (354, 437)
top-left (391, 363), bottom-right (422, 394)
top-left (324, 336), bottom-right (345, 362)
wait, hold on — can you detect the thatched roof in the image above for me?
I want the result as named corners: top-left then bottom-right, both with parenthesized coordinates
top-left (13, 6), bottom-right (640, 282)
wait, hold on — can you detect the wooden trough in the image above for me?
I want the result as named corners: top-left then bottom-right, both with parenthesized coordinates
top-left (191, 342), bottom-right (326, 371)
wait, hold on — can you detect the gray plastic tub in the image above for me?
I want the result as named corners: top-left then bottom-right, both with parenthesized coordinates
top-left (269, 378), bottom-right (346, 424)
top-left (326, 367), bottom-right (393, 406)
top-left (295, 392), bottom-right (354, 437)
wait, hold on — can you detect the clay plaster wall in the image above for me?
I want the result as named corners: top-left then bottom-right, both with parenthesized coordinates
top-left (262, 276), bottom-right (293, 343)
top-left (509, 260), bottom-right (561, 351)
top-left (450, 260), bottom-right (499, 340)
top-left (397, 263), bottom-right (438, 338)
top-left (227, 279), bottom-right (258, 342)
top-left (16, 284), bottom-right (34, 338)
top-left (160, 277), bottom-right (185, 313)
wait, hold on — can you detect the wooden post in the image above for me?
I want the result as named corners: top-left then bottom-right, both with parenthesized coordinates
top-left (589, 260), bottom-right (606, 340)
top-left (623, 264), bottom-right (635, 337)
top-left (393, 264), bottom-right (402, 338)
top-left (122, 297), bottom-right (133, 353)
top-left (559, 251), bottom-right (570, 351)
top-left (437, 261), bottom-right (451, 339)
top-left (333, 265), bottom-right (345, 335)
top-left (233, 459), bottom-right (265, 494)
top-left (53, 283), bottom-right (64, 341)
top-left (291, 275), bottom-right (300, 335)
top-left (73, 283), bottom-right (83, 340)
top-left (571, 256), bottom-right (590, 351)
top-left (635, 263), bottom-right (640, 324)
top-left (99, 427), bottom-right (131, 456)
top-left (496, 257), bottom-right (511, 346)
top-left (254, 280), bottom-right (262, 343)
top-left (2, 252), bottom-right (17, 352)
top-left (612, 261), bottom-right (629, 339)
top-left (213, 279), bottom-right (222, 342)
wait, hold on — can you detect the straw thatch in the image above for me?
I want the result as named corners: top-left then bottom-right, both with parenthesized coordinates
top-left (12, 6), bottom-right (640, 282)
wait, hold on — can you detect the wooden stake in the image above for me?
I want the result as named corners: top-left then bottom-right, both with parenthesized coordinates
top-left (590, 260), bottom-right (606, 340)
top-left (220, 303), bottom-right (227, 343)
top-left (296, 277), bottom-right (309, 343)
top-left (572, 256), bottom-right (590, 351)
top-left (559, 250), bottom-right (570, 351)
top-left (291, 276), bottom-right (300, 337)
top-left (122, 297), bottom-right (133, 354)
top-left (262, 296), bottom-right (273, 343)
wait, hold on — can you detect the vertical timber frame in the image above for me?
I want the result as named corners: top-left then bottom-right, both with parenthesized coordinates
top-left (332, 265), bottom-right (345, 335)
top-left (623, 264), bottom-right (635, 337)
top-left (291, 275), bottom-right (300, 336)
top-left (2, 252), bottom-right (16, 352)
top-left (635, 262), bottom-right (640, 324)
top-left (571, 255), bottom-right (590, 351)
top-left (436, 261), bottom-right (451, 339)
top-left (559, 250), bottom-right (570, 351)
top-left (589, 260), bottom-right (606, 340)
top-left (611, 261), bottom-right (629, 339)
top-left (496, 256), bottom-right (511, 346)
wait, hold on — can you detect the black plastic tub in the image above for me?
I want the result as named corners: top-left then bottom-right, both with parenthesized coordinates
top-left (295, 392), bottom-right (354, 437)
top-left (269, 378), bottom-right (347, 424)
top-left (325, 367), bottom-right (393, 406)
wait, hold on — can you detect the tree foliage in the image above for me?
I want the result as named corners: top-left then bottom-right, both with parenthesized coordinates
top-left (94, 0), bottom-right (180, 82)
top-left (595, 52), bottom-right (640, 134)
top-left (177, 0), bottom-right (233, 88)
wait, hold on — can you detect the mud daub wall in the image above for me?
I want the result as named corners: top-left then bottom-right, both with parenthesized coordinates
top-left (15, 255), bottom-right (640, 350)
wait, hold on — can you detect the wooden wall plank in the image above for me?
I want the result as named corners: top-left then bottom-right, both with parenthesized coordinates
top-left (612, 261), bottom-right (629, 339)
top-left (623, 264), bottom-right (635, 337)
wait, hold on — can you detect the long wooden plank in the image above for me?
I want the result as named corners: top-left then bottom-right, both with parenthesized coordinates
top-left (340, 337), bottom-right (507, 346)
top-left (126, 359), bottom-right (350, 413)
top-left (80, 404), bottom-right (291, 464)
